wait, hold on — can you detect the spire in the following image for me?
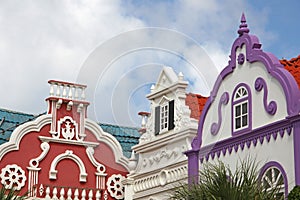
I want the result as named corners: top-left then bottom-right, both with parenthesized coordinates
top-left (238, 13), bottom-right (250, 36)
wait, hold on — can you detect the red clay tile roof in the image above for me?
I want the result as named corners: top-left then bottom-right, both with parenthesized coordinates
top-left (185, 93), bottom-right (208, 120)
top-left (280, 55), bottom-right (300, 89)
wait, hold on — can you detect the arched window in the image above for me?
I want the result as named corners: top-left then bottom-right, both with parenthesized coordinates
top-left (259, 161), bottom-right (288, 198)
top-left (232, 84), bottom-right (251, 135)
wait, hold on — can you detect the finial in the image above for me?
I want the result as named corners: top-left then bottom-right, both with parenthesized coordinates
top-left (238, 13), bottom-right (249, 36)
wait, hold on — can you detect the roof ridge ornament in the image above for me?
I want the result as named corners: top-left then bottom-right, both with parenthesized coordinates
top-left (238, 13), bottom-right (250, 36)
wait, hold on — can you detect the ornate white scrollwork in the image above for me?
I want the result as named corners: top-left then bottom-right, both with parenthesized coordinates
top-left (0, 164), bottom-right (26, 190)
top-left (49, 150), bottom-right (87, 182)
top-left (106, 174), bottom-right (125, 199)
top-left (174, 98), bottom-right (191, 131)
top-left (139, 107), bottom-right (154, 143)
top-left (29, 142), bottom-right (50, 168)
top-left (56, 116), bottom-right (79, 140)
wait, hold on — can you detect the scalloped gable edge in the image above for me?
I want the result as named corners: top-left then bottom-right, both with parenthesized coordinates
top-left (0, 114), bottom-right (130, 171)
top-left (191, 26), bottom-right (300, 151)
top-left (85, 118), bottom-right (130, 171)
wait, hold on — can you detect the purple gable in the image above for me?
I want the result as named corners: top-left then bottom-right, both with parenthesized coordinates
top-left (185, 13), bottom-right (300, 187)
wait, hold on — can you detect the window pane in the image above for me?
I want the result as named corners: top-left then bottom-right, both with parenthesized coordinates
top-left (242, 115), bottom-right (247, 126)
top-left (236, 118), bottom-right (241, 129)
top-left (235, 106), bottom-right (241, 116)
top-left (242, 103), bottom-right (247, 114)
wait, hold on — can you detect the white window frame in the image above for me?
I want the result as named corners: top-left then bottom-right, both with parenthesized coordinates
top-left (233, 86), bottom-right (249, 132)
top-left (160, 103), bottom-right (169, 132)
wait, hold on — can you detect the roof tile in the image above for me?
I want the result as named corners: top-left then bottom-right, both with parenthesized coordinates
top-left (280, 55), bottom-right (300, 89)
top-left (185, 93), bottom-right (208, 120)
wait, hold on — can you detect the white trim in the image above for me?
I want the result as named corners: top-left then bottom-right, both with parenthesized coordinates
top-left (86, 147), bottom-right (107, 175)
top-left (29, 142), bottom-right (50, 168)
top-left (158, 96), bottom-right (170, 105)
top-left (49, 150), bottom-right (87, 182)
top-left (233, 100), bottom-right (249, 132)
top-left (85, 119), bottom-right (130, 171)
top-left (39, 136), bottom-right (99, 147)
top-left (0, 114), bottom-right (52, 160)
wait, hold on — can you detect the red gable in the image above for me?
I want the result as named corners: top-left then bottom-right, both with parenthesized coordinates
top-left (0, 80), bottom-right (130, 200)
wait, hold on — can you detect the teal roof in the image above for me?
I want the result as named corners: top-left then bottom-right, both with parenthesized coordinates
top-left (0, 108), bottom-right (140, 158)
top-left (99, 123), bottom-right (140, 158)
top-left (0, 108), bottom-right (37, 144)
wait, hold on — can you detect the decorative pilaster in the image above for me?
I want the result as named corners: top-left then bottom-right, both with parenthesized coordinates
top-left (27, 167), bottom-right (41, 197)
top-left (293, 118), bottom-right (300, 185)
top-left (184, 149), bottom-right (199, 184)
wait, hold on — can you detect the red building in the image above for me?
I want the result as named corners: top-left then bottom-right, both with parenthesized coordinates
top-left (0, 80), bottom-right (139, 200)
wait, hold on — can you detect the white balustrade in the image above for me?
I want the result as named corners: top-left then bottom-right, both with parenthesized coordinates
top-left (48, 80), bottom-right (87, 101)
top-left (40, 185), bottom-right (101, 200)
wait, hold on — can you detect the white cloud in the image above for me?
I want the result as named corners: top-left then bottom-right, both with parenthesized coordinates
top-left (0, 0), bottom-right (280, 127)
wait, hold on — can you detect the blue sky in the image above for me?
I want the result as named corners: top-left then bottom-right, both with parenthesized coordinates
top-left (0, 0), bottom-right (299, 126)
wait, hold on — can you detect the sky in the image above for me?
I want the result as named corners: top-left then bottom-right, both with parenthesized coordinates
top-left (0, 0), bottom-right (299, 127)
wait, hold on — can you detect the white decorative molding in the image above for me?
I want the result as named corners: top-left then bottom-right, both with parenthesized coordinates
top-left (56, 99), bottom-right (63, 109)
top-left (56, 116), bottom-right (79, 140)
top-left (78, 103), bottom-right (86, 139)
top-left (85, 119), bottom-right (130, 171)
top-left (27, 168), bottom-right (40, 196)
top-left (140, 107), bottom-right (154, 143)
top-left (86, 147), bottom-right (107, 189)
top-left (0, 114), bottom-right (52, 160)
top-left (147, 147), bottom-right (180, 166)
top-left (29, 142), bottom-right (50, 168)
top-left (0, 164), bottom-right (27, 190)
top-left (133, 165), bottom-right (188, 193)
top-left (107, 174), bottom-right (125, 199)
top-left (67, 101), bottom-right (73, 111)
top-left (86, 147), bottom-right (106, 175)
top-left (174, 96), bottom-right (191, 131)
top-left (39, 136), bottom-right (98, 147)
top-left (49, 150), bottom-right (87, 182)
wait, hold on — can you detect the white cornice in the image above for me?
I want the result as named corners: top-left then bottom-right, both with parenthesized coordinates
top-left (146, 81), bottom-right (188, 100)
top-left (133, 127), bottom-right (197, 153)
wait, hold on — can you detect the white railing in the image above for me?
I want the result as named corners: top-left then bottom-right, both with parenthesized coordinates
top-left (34, 184), bottom-right (107, 200)
top-left (48, 80), bottom-right (87, 101)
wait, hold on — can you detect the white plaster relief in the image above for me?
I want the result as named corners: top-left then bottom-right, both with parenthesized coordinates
top-left (0, 164), bottom-right (27, 190)
top-left (139, 108), bottom-right (154, 143)
top-left (29, 142), bottom-right (50, 168)
top-left (107, 174), bottom-right (125, 199)
top-left (57, 116), bottom-right (79, 140)
top-left (86, 147), bottom-right (106, 174)
top-left (133, 165), bottom-right (187, 193)
top-left (174, 100), bottom-right (191, 131)
top-left (148, 147), bottom-right (179, 166)
top-left (142, 145), bottom-right (187, 168)
top-left (49, 150), bottom-right (87, 182)
top-left (85, 119), bottom-right (130, 171)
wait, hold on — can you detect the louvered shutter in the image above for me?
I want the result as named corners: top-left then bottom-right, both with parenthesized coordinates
top-left (154, 106), bottom-right (160, 135)
top-left (168, 100), bottom-right (175, 130)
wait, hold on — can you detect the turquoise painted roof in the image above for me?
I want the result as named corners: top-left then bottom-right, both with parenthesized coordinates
top-left (0, 108), bottom-right (37, 144)
top-left (99, 123), bottom-right (140, 158)
top-left (0, 108), bottom-right (140, 158)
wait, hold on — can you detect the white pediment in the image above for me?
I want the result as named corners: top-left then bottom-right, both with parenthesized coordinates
top-left (154, 66), bottom-right (178, 91)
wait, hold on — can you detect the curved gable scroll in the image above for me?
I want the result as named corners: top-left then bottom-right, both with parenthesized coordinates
top-left (189, 14), bottom-right (300, 151)
top-left (0, 114), bottom-right (52, 160)
top-left (85, 119), bottom-right (130, 171)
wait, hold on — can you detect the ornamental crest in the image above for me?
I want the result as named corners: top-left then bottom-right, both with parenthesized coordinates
top-left (57, 116), bottom-right (79, 140)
